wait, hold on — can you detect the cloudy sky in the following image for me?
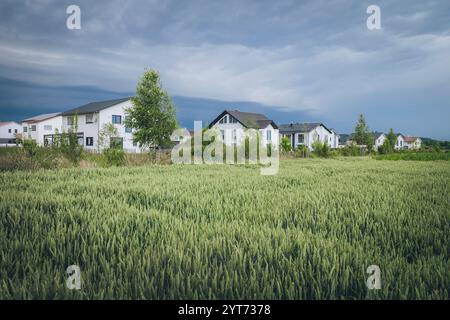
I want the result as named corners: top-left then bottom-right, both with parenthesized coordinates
top-left (1, 0), bottom-right (449, 139)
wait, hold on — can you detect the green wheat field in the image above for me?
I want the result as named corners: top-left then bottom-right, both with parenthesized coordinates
top-left (0, 158), bottom-right (449, 299)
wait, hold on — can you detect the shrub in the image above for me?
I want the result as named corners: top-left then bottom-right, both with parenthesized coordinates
top-left (294, 145), bottom-right (309, 158)
top-left (280, 136), bottom-right (292, 153)
top-left (312, 140), bottom-right (331, 158)
top-left (103, 148), bottom-right (126, 166)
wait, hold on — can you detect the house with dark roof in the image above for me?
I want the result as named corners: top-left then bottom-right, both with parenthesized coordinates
top-left (208, 110), bottom-right (278, 146)
top-left (60, 97), bottom-right (143, 152)
top-left (21, 112), bottom-right (62, 146)
top-left (278, 122), bottom-right (336, 150)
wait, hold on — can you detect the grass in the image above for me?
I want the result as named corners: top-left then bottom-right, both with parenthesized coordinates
top-left (374, 151), bottom-right (450, 161)
top-left (0, 158), bottom-right (449, 299)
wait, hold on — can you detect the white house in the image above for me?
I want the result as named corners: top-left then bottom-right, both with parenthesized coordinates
top-left (403, 136), bottom-right (422, 150)
top-left (61, 97), bottom-right (143, 153)
top-left (329, 129), bottom-right (340, 149)
top-left (279, 123), bottom-right (335, 150)
top-left (208, 110), bottom-right (278, 146)
top-left (21, 113), bottom-right (63, 146)
top-left (372, 132), bottom-right (386, 150)
top-left (0, 121), bottom-right (22, 145)
top-left (395, 134), bottom-right (405, 150)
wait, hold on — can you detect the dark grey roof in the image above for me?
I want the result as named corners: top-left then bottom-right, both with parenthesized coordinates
top-left (209, 110), bottom-right (278, 129)
top-left (371, 131), bottom-right (385, 139)
top-left (279, 122), bottom-right (331, 133)
top-left (62, 97), bottom-right (131, 116)
top-left (22, 112), bottom-right (61, 122)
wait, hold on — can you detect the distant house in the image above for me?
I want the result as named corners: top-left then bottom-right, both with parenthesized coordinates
top-left (208, 110), bottom-right (278, 146)
top-left (0, 121), bottom-right (22, 145)
top-left (403, 136), bottom-right (422, 150)
top-left (279, 123), bottom-right (335, 150)
top-left (22, 113), bottom-right (63, 146)
top-left (329, 129), bottom-right (340, 149)
top-left (372, 132), bottom-right (386, 150)
top-left (395, 134), bottom-right (405, 150)
top-left (61, 97), bottom-right (144, 153)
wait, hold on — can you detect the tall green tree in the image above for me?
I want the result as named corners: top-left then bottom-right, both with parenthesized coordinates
top-left (354, 114), bottom-right (369, 145)
top-left (386, 128), bottom-right (396, 149)
top-left (353, 114), bottom-right (374, 151)
top-left (125, 70), bottom-right (177, 149)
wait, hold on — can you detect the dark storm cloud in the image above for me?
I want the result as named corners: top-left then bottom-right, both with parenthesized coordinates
top-left (0, 0), bottom-right (449, 138)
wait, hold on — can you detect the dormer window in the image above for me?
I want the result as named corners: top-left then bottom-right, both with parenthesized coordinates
top-left (219, 115), bottom-right (229, 124)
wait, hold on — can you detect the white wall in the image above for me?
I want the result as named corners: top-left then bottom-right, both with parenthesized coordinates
top-left (211, 114), bottom-right (278, 147)
top-left (395, 135), bottom-right (405, 150)
top-left (22, 116), bottom-right (63, 146)
top-left (374, 134), bottom-right (386, 150)
top-left (61, 100), bottom-right (143, 153)
top-left (0, 122), bottom-right (22, 143)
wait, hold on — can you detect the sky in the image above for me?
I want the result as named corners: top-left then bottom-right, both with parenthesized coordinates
top-left (0, 0), bottom-right (449, 139)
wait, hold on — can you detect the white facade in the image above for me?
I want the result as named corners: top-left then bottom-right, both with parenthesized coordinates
top-left (22, 115), bottom-right (63, 146)
top-left (281, 124), bottom-right (334, 150)
top-left (404, 137), bottom-right (422, 150)
top-left (62, 99), bottom-right (143, 153)
top-left (374, 133), bottom-right (386, 150)
top-left (0, 122), bottom-right (22, 144)
top-left (211, 112), bottom-right (279, 147)
top-left (329, 129), bottom-right (340, 149)
top-left (394, 135), bottom-right (405, 150)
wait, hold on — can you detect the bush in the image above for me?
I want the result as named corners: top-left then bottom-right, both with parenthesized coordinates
top-left (312, 140), bottom-right (331, 158)
top-left (280, 136), bottom-right (292, 153)
top-left (293, 145), bottom-right (309, 158)
top-left (103, 148), bottom-right (126, 166)
top-left (339, 144), bottom-right (362, 157)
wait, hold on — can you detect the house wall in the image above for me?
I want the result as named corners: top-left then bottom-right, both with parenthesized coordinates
top-left (0, 122), bottom-right (22, 144)
top-left (61, 100), bottom-right (143, 153)
top-left (395, 135), bottom-right (405, 150)
top-left (22, 116), bottom-right (63, 146)
top-left (211, 114), bottom-right (278, 147)
top-left (374, 134), bottom-right (386, 150)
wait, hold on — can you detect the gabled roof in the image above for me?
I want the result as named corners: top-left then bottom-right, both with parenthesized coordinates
top-left (371, 131), bottom-right (385, 140)
top-left (209, 110), bottom-right (278, 129)
top-left (0, 121), bottom-right (20, 127)
top-left (62, 97), bottom-right (131, 116)
top-left (279, 122), bottom-right (332, 134)
top-left (404, 136), bottom-right (420, 143)
top-left (22, 112), bottom-right (61, 123)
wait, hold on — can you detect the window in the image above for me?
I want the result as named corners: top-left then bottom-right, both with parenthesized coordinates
top-left (230, 116), bottom-right (238, 124)
top-left (266, 130), bottom-right (272, 141)
top-left (298, 134), bottom-right (304, 144)
top-left (110, 137), bottom-right (123, 149)
top-left (220, 130), bottom-right (225, 141)
top-left (124, 117), bottom-right (132, 132)
top-left (31, 125), bottom-right (36, 131)
top-left (232, 129), bottom-right (237, 141)
top-left (44, 125), bottom-right (52, 131)
top-left (23, 127), bottom-right (28, 133)
top-left (14, 129), bottom-right (17, 133)
top-left (133, 140), bottom-right (137, 147)
top-left (86, 137), bottom-right (94, 146)
top-left (112, 115), bottom-right (122, 124)
top-left (67, 116), bottom-right (75, 126)
top-left (85, 113), bottom-right (94, 124)
top-left (8, 129), bottom-right (11, 133)
top-left (219, 115), bottom-right (228, 124)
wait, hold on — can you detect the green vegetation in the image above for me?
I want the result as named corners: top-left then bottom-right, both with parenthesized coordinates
top-left (374, 151), bottom-right (450, 161)
top-left (0, 159), bottom-right (449, 299)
